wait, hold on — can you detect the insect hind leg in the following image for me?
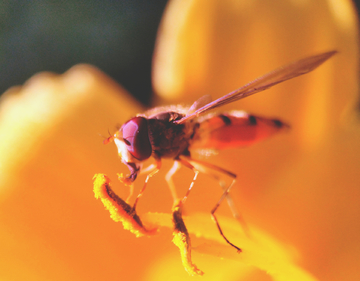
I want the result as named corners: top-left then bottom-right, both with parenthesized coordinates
top-left (178, 155), bottom-right (247, 252)
top-left (218, 178), bottom-right (251, 239)
top-left (210, 178), bottom-right (242, 252)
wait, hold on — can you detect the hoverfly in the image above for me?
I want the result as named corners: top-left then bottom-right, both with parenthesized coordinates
top-left (94, 51), bottom-right (336, 275)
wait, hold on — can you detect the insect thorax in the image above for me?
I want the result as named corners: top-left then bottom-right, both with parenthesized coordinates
top-left (147, 111), bottom-right (193, 159)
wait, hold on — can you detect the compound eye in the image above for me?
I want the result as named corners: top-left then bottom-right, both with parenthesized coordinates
top-left (121, 117), bottom-right (152, 160)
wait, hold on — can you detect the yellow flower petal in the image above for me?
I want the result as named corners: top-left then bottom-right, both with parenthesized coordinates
top-left (0, 65), bottom-right (156, 280)
top-left (143, 212), bottom-right (318, 281)
top-left (152, 0), bottom-right (359, 280)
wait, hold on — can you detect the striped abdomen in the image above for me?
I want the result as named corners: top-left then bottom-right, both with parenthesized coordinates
top-left (189, 111), bottom-right (289, 150)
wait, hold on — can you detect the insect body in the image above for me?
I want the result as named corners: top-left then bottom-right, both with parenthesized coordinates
top-left (94, 51), bottom-right (336, 275)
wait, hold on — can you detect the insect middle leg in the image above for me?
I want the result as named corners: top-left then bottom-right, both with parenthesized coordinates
top-left (165, 160), bottom-right (181, 206)
top-left (166, 160), bottom-right (200, 206)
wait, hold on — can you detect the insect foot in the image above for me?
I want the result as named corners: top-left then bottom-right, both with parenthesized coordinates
top-left (93, 174), bottom-right (157, 237)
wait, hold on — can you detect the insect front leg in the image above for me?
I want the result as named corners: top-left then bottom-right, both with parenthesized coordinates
top-left (178, 155), bottom-right (249, 252)
top-left (132, 158), bottom-right (162, 211)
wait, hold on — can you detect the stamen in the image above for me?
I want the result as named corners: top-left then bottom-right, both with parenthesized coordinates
top-left (172, 202), bottom-right (204, 276)
top-left (93, 173), bottom-right (157, 237)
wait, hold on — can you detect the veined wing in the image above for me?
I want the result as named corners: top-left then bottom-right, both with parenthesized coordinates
top-left (175, 51), bottom-right (337, 125)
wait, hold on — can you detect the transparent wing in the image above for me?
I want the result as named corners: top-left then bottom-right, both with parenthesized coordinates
top-left (175, 51), bottom-right (337, 125)
top-left (186, 95), bottom-right (212, 115)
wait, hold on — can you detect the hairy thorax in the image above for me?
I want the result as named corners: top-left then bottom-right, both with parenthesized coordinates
top-left (146, 111), bottom-right (194, 159)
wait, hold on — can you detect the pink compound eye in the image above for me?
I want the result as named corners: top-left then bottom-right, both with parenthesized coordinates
top-left (121, 117), bottom-right (152, 161)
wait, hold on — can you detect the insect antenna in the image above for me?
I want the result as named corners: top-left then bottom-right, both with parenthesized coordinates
top-left (102, 129), bottom-right (114, 145)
